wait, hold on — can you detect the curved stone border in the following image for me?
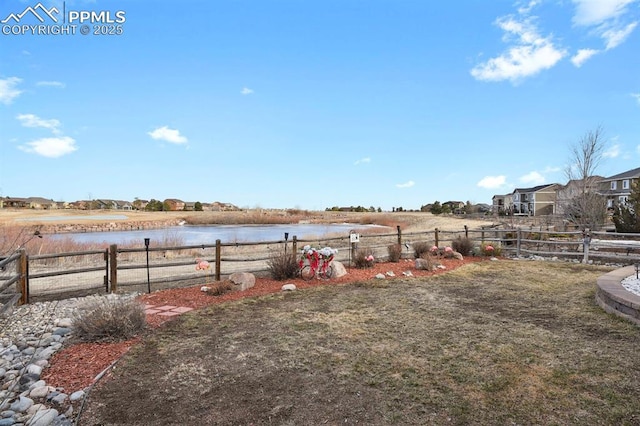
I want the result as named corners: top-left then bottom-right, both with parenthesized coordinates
top-left (596, 265), bottom-right (640, 326)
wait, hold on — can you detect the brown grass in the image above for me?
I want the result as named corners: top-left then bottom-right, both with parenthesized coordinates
top-left (79, 260), bottom-right (640, 425)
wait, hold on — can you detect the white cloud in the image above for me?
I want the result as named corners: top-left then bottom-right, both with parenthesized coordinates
top-left (16, 113), bottom-right (61, 134)
top-left (572, 0), bottom-right (638, 51)
top-left (571, 48), bottom-right (600, 66)
top-left (354, 157), bottom-right (371, 165)
top-left (572, 0), bottom-right (636, 26)
top-left (603, 143), bottom-right (621, 158)
top-left (241, 87), bottom-right (254, 95)
top-left (602, 21), bottom-right (638, 49)
top-left (148, 126), bottom-right (188, 144)
top-left (477, 175), bottom-right (507, 189)
top-left (471, 17), bottom-right (566, 82)
top-left (632, 93), bottom-right (640, 105)
top-left (19, 136), bottom-right (77, 158)
top-left (517, 0), bottom-right (540, 15)
top-left (36, 81), bottom-right (66, 88)
top-left (396, 180), bottom-right (415, 189)
top-left (0, 77), bottom-right (23, 105)
top-left (519, 171), bottom-right (545, 184)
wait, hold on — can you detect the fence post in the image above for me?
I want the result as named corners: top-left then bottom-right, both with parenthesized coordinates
top-left (104, 248), bottom-right (109, 293)
top-left (434, 228), bottom-right (439, 247)
top-left (464, 225), bottom-right (468, 238)
top-left (292, 236), bottom-right (298, 256)
top-left (109, 244), bottom-right (117, 293)
top-left (397, 225), bottom-right (402, 245)
top-left (582, 228), bottom-right (591, 263)
top-left (215, 239), bottom-right (221, 281)
top-left (18, 249), bottom-right (27, 305)
top-left (516, 229), bottom-right (521, 257)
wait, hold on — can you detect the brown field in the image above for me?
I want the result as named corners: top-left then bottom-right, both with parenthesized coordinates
top-left (0, 208), bottom-right (496, 233)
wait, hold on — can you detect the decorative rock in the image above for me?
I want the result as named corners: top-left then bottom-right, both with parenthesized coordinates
top-left (331, 261), bottom-right (348, 278)
top-left (9, 396), bottom-right (33, 412)
top-left (281, 284), bottom-right (297, 292)
top-left (26, 364), bottom-right (42, 376)
top-left (385, 271), bottom-right (395, 277)
top-left (228, 272), bottom-right (256, 291)
top-left (34, 347), bottom-right (56, 361)
top-left (52, 328), bottom-right (71, 337)
top-left (56, 318), bottom-right (73, 328)
top-left (402, 271), bottom-right (413, 277)
top-left (452, 251), bottom-right (464, 260)
top-left (375, 273), bottom-right (386, 279)
top-left (51, 393), bottom-right (68, 405)
top-left (0, 418), bottom-right (15, 426)
top-left (69, 390), bottom-right (85, 402)
top-left (27, 403), bottom-right (46, 415)
top-left (29, 386), bottom-right (53, 399)
top-left (436, 264), bottom-right (446, 270)
top-left (28, 408), bottom-right (58, 426)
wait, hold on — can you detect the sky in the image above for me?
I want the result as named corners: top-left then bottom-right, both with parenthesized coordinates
top-left (0, 0), bottom-right (639, 211)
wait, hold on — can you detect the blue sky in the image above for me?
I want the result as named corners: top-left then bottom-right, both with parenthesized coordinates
top-left (1, 0), bottom-right (639, 211)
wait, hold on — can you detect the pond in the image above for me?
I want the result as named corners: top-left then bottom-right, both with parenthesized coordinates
top-left (50, 223), bottom-right (383, 246)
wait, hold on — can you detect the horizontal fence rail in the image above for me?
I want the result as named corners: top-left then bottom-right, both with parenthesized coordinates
top-left (2, 225), bottom-right (640, 304)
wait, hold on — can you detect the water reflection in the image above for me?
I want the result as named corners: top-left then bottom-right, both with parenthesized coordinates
top-left (50, 223), bottom-right (380, 245)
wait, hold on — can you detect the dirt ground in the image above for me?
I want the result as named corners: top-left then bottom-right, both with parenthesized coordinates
top-left (73, 260), bottom-right (640, 426)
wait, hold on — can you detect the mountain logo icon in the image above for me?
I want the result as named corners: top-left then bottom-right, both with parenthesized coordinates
top-left (1, 3), bottom-right (60, 24)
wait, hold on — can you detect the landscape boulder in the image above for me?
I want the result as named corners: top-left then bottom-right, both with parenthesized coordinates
top-left (331, 261), bottom-right (347, 278)
top-left (229, 272), bottom-right (256, 291)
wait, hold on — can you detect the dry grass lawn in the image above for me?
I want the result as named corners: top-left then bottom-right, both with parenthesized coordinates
top-left (78, 260), bottom-right (640, 425)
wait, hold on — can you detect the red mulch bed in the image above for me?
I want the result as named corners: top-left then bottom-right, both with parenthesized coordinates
top-left (42, 257), bottom-right (483, 393)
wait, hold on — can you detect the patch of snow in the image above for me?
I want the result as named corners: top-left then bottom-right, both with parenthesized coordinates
top-left (621, 274), bottom-right (640, 296)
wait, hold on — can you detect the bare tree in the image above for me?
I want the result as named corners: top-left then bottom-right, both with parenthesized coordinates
top-left (560, 127), bottom-right (608, 230)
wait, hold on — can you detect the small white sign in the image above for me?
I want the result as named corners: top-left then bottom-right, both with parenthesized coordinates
top-left (350, 233), bottom-right (360, 243)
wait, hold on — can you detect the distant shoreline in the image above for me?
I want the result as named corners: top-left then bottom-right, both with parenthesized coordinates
top-left (0, 208), bottom-right (495, 234)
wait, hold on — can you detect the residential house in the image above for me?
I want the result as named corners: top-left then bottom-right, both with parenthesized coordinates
top-left (95, 199), bottom-right (119, 210)
top-left (132, 199), bottom-right (148, 210)
top-left (555, 176), bottom-right (603, 215)
top-left (1, 197), bottom-right (29, 208)
top-left (164, 199), bottom-right (186, 211)
top-left (511, 184), bottom-right (559, 216)
top-left (443, 201), bottom-right (465, 214)
top-left (491, 194), bottom-right (511, 214)
top-left (114, 200), bottom-right (133, 210)
top-left (27, 197), bottom-right (58, 209)
top-left (599, 167), bottom-right (640, 211)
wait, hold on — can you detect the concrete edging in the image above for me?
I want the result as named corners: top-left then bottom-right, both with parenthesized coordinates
top-left (596, 265), bottom-right (640, 326)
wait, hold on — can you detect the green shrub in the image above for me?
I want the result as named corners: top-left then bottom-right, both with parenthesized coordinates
top-left (387, 243), bottom-right (402, 262)
top-left (412, 241), bottom-right (432, 258)
top-left (353, 248), bottom-right (375, 269)
top-left (72, 296), bottom-right (146, 343)
top-left (451, 236), bottom-right (474, 256)
top-left (267, 250), bottom-right (300, 280)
